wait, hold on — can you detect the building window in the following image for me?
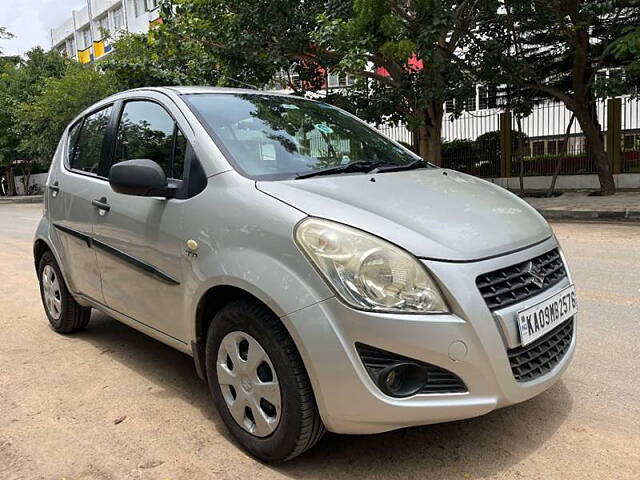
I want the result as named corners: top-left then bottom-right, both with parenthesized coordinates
top-left (78, 28), bottom-right (91, 50)
top-left (532, 141), bottom-right (545, 156)
top-left (463, 89), bottom-right (476, 112)
top-left (478, 84), bottom-right (497, 110)
top-left (148, 0), bottom-right (160, 9)
top-left (96, 15), bottom-right (109, 38)
top-left (67, 37), bottom-right (76, 54)
top-left (327, 72), bottom-right (355, 88)
top-left (547, 139), bottom-right (567, 155)
top-left (134, 0), bottom-right (147, 17)
top-left (112, 7), bottom-right (124, 30)
top-left (624, 134), bottom-right (639, 151)
top-left (444, 99), bottom-right (455, 113)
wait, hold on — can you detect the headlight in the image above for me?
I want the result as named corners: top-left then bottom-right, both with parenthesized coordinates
top-left (295, 218), bottom-right (449, 313)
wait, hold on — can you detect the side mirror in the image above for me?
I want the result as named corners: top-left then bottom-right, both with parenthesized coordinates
top-left (109, 159), bottom-right (176, 198)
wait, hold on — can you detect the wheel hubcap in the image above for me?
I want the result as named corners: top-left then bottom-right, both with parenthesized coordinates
top-left (42, 265), bottom-right (62, 320)
top-left (216, 331), bottom-right (281, 437)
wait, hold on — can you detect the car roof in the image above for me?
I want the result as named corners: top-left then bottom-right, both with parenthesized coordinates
top-left (145, 86), bottom-right (297, 97)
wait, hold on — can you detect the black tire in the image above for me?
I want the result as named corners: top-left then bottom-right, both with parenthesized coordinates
top-left (205, 300), bottom-right (325, 462)
top-left (38, 250), bottom-right (91, 333)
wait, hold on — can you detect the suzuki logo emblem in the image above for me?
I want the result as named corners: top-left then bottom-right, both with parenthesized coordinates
top-left (526, 262), bottom-right (546, 288)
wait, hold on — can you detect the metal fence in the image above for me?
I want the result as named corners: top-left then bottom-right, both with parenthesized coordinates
top-left (441, 111), bottom-right (502, 177)
top-left (377, 96), bottom-right (640, 178)
top-left (622, 97), bottom-right (640, 173)
top-left (376, 124), bottom-right (414, 147)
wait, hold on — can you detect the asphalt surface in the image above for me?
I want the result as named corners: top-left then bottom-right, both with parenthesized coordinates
top-left (1, 203), bottom-right (639, 480)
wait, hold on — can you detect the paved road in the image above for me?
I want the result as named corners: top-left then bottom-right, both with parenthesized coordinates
top-left (1, 203), bottom-right (639, 480)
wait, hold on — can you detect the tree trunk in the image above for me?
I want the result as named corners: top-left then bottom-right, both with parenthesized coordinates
top-left (6, 166), bottom-right (16, 196)
top-left (516, 115), bottom-right (525, 196)
top-left (416, 103), bottom-right (443, 166)
top-left (572, 104), bottom-right (616, 195)
top-left (548, 113), bottom-right (576, 197)
top-left (417, 126), bottom-right (443, 166)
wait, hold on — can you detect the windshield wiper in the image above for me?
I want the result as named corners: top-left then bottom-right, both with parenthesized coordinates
top-left (369, 159), bottom-right (428, 174)
top-left (294, 160), bottom-right (385, 179)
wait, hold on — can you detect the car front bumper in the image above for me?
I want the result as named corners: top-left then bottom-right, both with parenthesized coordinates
top-left (282, 236), bottom-right (576, 434)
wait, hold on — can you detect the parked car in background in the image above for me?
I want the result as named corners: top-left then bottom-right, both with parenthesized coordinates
top-left (34, 87), bottom-right (577, 462)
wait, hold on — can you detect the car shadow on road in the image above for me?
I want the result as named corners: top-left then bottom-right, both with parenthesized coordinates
top-left (277, 382), bottom-right (573, 479)
top-left (77, 311), bottom-right (573, 480)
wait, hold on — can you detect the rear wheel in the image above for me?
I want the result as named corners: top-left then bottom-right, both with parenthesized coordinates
top-left (205, 300), bottom-right (325, 462)
top-left (38, 251), bottom-right (91, 333)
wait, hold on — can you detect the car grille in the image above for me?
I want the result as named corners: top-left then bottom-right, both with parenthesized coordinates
top-left (355, 343), bottom-right (467, 394)
top-left (476, 248), bottom-right (567, 311)
top-left (508, 318), bottom-right (574, 382)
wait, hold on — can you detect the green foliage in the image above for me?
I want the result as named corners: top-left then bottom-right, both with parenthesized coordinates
top-left (476, 1), bottom-right (640, 103)
top-left (0, 26), bottom-right (13, 55)
top-left (442, 139), bottom-right (479, 162)
top-left (101, 31), bottom-right (220, 88)
top-left (473, 0), bottom-right (640, 193)
top-left (441, 130), bottom-right (529, 173)
top-left (313, 0), bottom-right (487, 162)
top-left (0, 48), bottom-right (68, 167)
top-left (156, 0), bottom-right (326, 89)
top-left (14, 63), bottom-right (119, 162)
top-left (476, 130), bottom-right (528, 164)
top-left (613, 26), bottom-right (640, 88)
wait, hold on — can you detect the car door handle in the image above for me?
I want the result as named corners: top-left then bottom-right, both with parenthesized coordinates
top-left (92, 197), bottom-right (111, 212)
top-left (49, 181), bottom-right (60, 196)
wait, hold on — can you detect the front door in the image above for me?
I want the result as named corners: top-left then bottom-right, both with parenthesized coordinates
top-left (92, 98), bottom-right (190, 342)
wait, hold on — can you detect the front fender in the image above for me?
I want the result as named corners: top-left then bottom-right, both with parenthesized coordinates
top-left (186, 245), bottom-right (333, 345)
top-left (181, 173), bottom-right (334, 348)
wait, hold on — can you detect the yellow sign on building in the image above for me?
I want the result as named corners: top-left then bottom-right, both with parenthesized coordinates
top-left (78, 47), bottom-right (92, 64)
top-left (93, 40), bottom-right (105, 59)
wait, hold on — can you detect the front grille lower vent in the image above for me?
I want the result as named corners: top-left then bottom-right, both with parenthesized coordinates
top-left (476, 248), bottom-right (567, 311)
top-left (355, 343), bottom-right (467, 394)
top-left (508, 318), bottom-right (574, 382)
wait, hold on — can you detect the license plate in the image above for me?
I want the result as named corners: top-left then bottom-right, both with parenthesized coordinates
top-left (517, 285), bottom-right (577, 346)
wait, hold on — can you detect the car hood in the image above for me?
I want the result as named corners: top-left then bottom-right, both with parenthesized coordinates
top-left (256, 169), bottom-right (552, 261)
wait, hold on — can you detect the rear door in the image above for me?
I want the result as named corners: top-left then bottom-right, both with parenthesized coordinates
top-left (92, 94), bottom-right (193, 342)
top-left (47, 105), bottom-right (113, 303)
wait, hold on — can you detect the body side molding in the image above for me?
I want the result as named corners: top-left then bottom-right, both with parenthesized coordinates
top-left (53, 223), bottom-right (180, 285)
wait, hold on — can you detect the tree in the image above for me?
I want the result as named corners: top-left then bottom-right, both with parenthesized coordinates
top-left (151, 1), bottom-right (493, 165)
top-left (156, 0), bottom-right (326, 89)
top-left (477, 0), bottom-right (640, 195)
top-left (312, 1), bottom-right (489, 165)
top-left (0, 47), bottom-right (67, 194)
top-left (100, 31), bottom-right (221, 89)
top-left (14, 63), bottom-right (118, 165)
top-left (0, 26), bottom-right (13, 55)
top-left (612, 25), bottom-right (640, 87)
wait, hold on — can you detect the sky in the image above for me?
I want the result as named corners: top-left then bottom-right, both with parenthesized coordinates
top-left (0, 0), bottom-right (86, 56)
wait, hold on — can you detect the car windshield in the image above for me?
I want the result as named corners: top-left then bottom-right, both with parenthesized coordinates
top-left (184, 93), bottom-right (430, 181)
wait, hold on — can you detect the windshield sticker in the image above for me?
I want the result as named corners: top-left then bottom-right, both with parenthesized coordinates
top-left (281, 104), bottom-right (300, 110)
top-left (314, 123), bottom-right (334, 135)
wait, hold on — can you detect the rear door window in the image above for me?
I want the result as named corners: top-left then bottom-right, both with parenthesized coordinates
top-left (69, 106), bottom-right (113, 175)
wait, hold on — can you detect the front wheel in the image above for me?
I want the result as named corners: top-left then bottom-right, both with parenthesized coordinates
top-left (205, 300), bottom-right (325, 462)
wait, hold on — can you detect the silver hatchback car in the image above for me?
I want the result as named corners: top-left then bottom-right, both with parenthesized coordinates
top-left (34, 87), bottom-right (577, 462)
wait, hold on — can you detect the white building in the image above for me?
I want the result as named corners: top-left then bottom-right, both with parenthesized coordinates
top-left (50, 0), bottom-right (161, 64)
